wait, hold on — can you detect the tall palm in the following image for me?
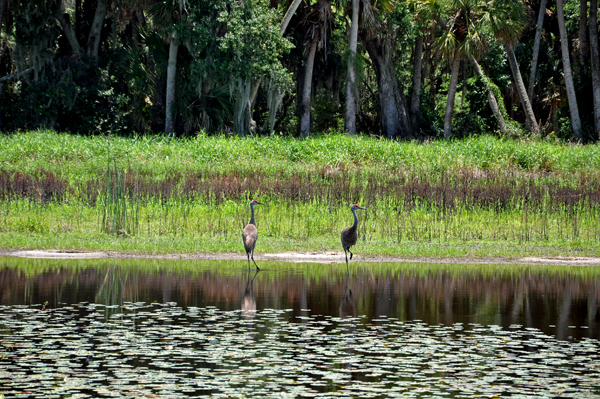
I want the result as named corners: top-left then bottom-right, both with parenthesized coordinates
top-left (579, 0), bottom-right (589, 70)
top-left (87, 0), bottom-right (110, 58)
top-left (281, 0), bottom-right (304, 33)
top-left (247, 0), bottom-right (304, 133)
top-left (528, 0), bottom-right (547, 101)
top-left (147, 0), bottom-right (185, 136)
top-left (344, 0), bottom-right (395, 135)
top-left (432, 0), bottom-right (484, 138)
top-left (299, 0), bottom-right (333, 137)
top-left (426, 0), bottom-right (528, 138)
top-left (485, 0), bottom-right (537, 134)
top-left (469, 55), bottom-right (508, 135)
top-left (556, 0), bottom-right (582, 139)
top-left (590, 0), bottom-right (600, 137)
top-left (504, 42), bottom-right (538, 133)
top-left (410, 33), bottom-right (425, 130)
top-left (344, 0), bottom-right (360, 134)
top-left (360, 1), bottom-right (412, 139)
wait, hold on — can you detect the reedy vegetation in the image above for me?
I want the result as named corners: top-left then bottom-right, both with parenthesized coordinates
top-left (0, 131), bottom-right (599, 258)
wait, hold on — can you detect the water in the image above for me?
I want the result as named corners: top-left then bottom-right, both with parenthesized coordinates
top-left (1, 257), bottom-right (599, 398)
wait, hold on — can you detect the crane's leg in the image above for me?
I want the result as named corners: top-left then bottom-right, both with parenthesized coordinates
top-left (247, 252), bottom-right (252, 271)
top-left (251, 250), bottom-right (260, 271)
top-left (349, 250), bottom-right (353, 260)
top-left (344, 249), bottom-right (349, 274)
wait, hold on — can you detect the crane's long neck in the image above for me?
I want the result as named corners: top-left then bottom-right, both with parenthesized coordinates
top-left (249, 203), bottom-right (256, 225)
top-left (351, 208), bottom-right (358, 228)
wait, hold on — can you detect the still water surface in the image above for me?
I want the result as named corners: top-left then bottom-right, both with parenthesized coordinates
top-left (1, 257), bottom-right (599, 398)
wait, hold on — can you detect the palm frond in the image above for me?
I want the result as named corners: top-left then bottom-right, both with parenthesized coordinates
top-left (435, 30), bottom-right (457, 59)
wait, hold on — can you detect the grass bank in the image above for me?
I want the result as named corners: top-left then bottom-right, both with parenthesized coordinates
top-left (1, 130), bottom-right (599, 261)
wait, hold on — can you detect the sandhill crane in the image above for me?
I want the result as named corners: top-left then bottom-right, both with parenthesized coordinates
top-left (341, 203), bottom-right (366, 271)
top-left (243, 199), bottom-right (264, 270)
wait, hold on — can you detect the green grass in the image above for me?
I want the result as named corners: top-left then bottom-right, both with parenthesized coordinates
top-left (2, 130), bottom-right (600, 178)
top-left (1, 130), bottom-right (599, 261)
top-left (3, 254), bottom-right (600, 281)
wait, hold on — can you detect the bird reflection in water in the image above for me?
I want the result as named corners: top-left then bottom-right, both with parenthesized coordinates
top-left (339, 272), bottom-right (356, 319)
top-left (241, 270), bottom-right (259, 320)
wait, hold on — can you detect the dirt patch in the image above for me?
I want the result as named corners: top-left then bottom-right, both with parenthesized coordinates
top-left (518, 256), bottom-right (600, 266)
top-left (1, 249), bottom-right (600, 266)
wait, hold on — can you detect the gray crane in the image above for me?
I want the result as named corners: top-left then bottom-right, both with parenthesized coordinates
top-left (243, 199), bottom-right (264, 270)
top-left (341, 203), bottom-right (367, 271)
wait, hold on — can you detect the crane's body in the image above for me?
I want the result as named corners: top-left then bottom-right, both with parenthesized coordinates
top-left (243, 200), bottom-right (264, 270)
top-left (341, 204), bottom-right (366, 271)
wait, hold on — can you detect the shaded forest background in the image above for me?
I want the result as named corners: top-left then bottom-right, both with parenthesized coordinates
top-left (1, 0), bottom-right (599, 141)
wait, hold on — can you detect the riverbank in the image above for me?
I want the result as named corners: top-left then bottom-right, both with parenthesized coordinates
top-left (1, 131), bottom-right (600, 262)
top-left (2, 249), bottom-right (600, 266)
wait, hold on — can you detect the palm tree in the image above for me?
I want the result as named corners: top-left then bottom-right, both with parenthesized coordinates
top-left (359, 1), bottom-right (412, 139)
top-left (410, 34), bottom-right (425, 130)
top-left (363, 22), bottom-right (412, 139)
top-left (247, 0), bottom-right (304, 133)
top-left (427, 0), bottom-right (529, 138)
top-left (344, 0), bottom-right (360, 134)
top-left (147, 0), bottom-right (185, 136)
top-left (469, 55), bottom-right (508, 135)
top-left (504, 43), bottom-right (538, 133)
top-left (299, 0), bottom-right (332, 137)
top-left (579, 0), bottom-right (589, 70)
top-left (344, 0), bottom-right (397, 136)
top-left (281, 0), bottom-right (304, 33)
top-left (590, 0), bottom-right (600, 137)
top-left (87, 0), bottom-right (109, 58)
top-left (528, 0), bottom-right (547, 101)
top-left (556, 0), bottom-right (582, 139)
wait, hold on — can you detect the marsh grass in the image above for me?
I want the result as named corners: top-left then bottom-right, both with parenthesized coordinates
top-left (100, 162), bottom-right (140, 236)
top-left (1, 130), bottom-right (599, 258)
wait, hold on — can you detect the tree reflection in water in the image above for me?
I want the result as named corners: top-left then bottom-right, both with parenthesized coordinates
top-left (0, 257), bottom-right (599, 340)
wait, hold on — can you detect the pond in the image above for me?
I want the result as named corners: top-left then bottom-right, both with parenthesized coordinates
top-left (1, 256), bottom-right (599, 398)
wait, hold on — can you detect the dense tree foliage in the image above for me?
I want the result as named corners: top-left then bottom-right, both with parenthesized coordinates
top-left (0, 0), bottom-right (598, 141)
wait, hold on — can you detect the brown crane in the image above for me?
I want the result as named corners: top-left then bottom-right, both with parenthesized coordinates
top-left (243, 199), bottom-right (264, 270)
top-left (341, 203), bottom-right (366, 271)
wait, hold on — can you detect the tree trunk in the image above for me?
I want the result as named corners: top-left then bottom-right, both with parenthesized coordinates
top-left (75, 0), bottom-right (82, 38)
top-left (504, 43), bottom-right (539, 134)
top-left (590, 0), bottom-right (600, 137)
top-left (0, 0), bottom-right (7, 32)
top-left (165, 33), bottom-right (178, 135)
top-left (300, 38), bottom-right (318, 138)
top-left (52, 0), bottom-right (82, 56)
top-left (443, 48), bottom-right (461, 139)
top-left (580, 0), bottom-right (590, 70)
top-left (0, 67), bottom-right (34, 129)
top-left (247, 0), bottom-right (302, 121)
top-left (280, 0), bottom-right (302, 34)
top-left (364, 36), bottom-right (412, 139)
top-left (87, 0), bottom-right (109, 58)
top-left (469, 56), bottom-right (508, 136)
top-left (344, 0), bottom-right (359, 134)
top-left (423, 38), bottom-right (431, 91)
top-left (234, 78), bottom-right (251, 136)
top-left (528, 0), bottom-right (547, 101)
top-left (410, 35), bottom-right (424, 130)
top-left (557, 0), bottom-right (582, 139)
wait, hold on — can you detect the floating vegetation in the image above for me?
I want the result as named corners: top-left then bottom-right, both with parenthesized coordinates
top-left (1, 303), bottom-right (599, 398)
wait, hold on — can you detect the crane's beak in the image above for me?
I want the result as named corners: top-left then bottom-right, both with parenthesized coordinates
top-left (256, 202), bottom-right (265, 205)
top-left (359, 206), bottom-right (367, 210)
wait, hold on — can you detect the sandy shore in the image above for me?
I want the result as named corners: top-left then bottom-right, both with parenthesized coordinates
top-left (1, 249), bottom-right (600, 266)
